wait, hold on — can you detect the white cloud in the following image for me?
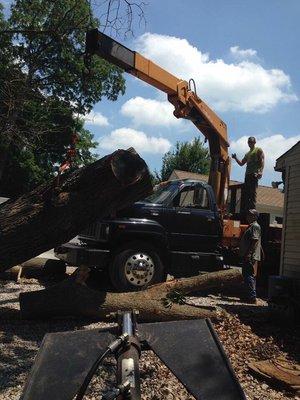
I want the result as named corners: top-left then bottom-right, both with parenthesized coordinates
top-left (135, 33), bottom-right (297, 113)
top-left (84, 111), bottom-right (109, 127)
top-left (121, 96), bottom-right (181, 127)
top-left (231, 134), bottom-right (300, 174)
top-left (230, 45), bottom-right (257, 59)
top-left (98, 127), bottom-right (172, 154)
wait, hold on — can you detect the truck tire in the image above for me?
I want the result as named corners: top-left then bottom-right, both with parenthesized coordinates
top-left (109, 241), bottom-right (165, 291)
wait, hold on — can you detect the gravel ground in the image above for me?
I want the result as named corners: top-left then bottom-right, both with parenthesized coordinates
top-left (0, 276), bottom-right (299, 400)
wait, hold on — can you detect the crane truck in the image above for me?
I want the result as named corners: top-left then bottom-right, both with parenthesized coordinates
top-left (55, 30), bottom-right (281, 291)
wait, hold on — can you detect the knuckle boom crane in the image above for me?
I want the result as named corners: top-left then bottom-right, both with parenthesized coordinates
top-left (85, 29), bottom-right (230, 210)
top-left (83, 31), bottom-right (282, 280)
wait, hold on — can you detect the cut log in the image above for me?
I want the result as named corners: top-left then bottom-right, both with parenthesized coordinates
top-left (19, 268), bottom-right (242, 322)
top-left (0, 148), bottom-right (152, 272)
top-left (249, 358), bottom-right (300, 393)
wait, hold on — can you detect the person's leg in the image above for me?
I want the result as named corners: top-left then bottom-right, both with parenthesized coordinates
top-left (253, 261), bottom-right (258, 277)
top-left (242, 260), bottom-right (256, 300)
top-left (242, 174), bottom-right (251, 216)
top-left (248, 174), bottom-right (258, 210)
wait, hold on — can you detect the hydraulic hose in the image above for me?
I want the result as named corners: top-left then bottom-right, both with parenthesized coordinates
top-left (75, 348), bottom-right (111, 400)
top-left (75, 333), bottom-right (129, 400)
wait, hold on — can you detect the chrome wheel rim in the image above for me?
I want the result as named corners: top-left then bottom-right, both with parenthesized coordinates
top-left (125, 252), bottom-right (155, 286)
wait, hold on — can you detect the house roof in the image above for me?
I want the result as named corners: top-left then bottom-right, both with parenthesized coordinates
top-left (169, 170), bottom-right (284, 209)
top-left (276, 141), bottom-right (300, 163)
top-left (275, 141), bottom-right (300, 171)
top-left (170, 170), bottom-right (241, 186)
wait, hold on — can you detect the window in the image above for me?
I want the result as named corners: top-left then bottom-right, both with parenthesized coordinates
top-left (144, 183), bottom-right (178, 204)
top-left (179, 189), bottom-right (195, 207)
top-left (193, 187), bottom-right (209, 208)
top-left (175, 186), bottom-right (209, 209)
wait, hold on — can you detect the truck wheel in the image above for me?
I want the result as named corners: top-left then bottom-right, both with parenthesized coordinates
top-left (110, 242), bottom-right (165, 291)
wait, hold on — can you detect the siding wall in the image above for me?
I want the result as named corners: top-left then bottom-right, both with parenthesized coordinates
top-left (280, 152), bottom-right (300, 279)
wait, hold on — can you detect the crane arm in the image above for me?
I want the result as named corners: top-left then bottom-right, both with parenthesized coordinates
top-left (85, 29), bottom-right (230, 208)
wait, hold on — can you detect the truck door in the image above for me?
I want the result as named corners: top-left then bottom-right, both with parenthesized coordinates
top-left (167, 183), bottom-right (220, 252)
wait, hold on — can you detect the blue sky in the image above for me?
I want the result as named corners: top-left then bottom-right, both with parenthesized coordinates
top-left (4, 0), bottom-right (300, 185)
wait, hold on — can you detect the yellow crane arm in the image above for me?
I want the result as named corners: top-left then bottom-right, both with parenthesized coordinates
top-left (85, 29), bottom-right (230, 208)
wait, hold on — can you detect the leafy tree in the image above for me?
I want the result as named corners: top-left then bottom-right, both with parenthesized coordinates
top-left (2, 0), bottom-right (125, 140)
top-left (155, 138), bottom-right (210, 182)
top-left (8, 0), bottom-right (125, 113)
top-left (0, 115), bottom-right (98, 197)
top-left (0, 0), bottom-right (126, 197)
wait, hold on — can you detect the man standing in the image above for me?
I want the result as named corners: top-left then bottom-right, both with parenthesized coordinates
top-left (232, 137), bottom-right (264, 214)
top-left (239, 209), bottom-right (261, 304)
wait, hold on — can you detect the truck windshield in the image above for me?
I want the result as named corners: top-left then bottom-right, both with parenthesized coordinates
top-left (144, 183), bottom-right (178, 204)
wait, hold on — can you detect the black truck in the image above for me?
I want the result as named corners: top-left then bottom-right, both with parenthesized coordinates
top-left (55, 179), bottom-right (225, 291)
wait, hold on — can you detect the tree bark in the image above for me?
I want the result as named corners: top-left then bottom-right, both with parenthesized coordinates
top-left (0, 148), bottom-right (152, 272)
top-left (19, 268), bottom-right (242, 322)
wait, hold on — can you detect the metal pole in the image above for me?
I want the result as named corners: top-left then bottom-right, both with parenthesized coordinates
top-left (122, 312), bottom-right (133, 336)
top-left (116, 312), bottom-right (141, 400)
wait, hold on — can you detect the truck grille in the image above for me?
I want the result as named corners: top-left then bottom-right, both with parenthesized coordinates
top-left (79, 222), bottom-right (106, 240)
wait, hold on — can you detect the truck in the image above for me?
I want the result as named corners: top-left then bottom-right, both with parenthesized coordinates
top-left (55, 178), bottom-right (225, 290)
top-left (55, 30), bottom-right (282, 291)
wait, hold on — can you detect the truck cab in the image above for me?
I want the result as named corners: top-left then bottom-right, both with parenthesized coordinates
top-left (55, 179), bottom-right (223, 291)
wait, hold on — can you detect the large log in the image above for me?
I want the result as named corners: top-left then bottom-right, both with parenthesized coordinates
top-left (19, 268), bottom-right (242, 322)
top-left (0, 148), bottom-right (152, 272)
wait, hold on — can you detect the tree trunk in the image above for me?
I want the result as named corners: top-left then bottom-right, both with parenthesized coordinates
top-left (0, 148), bottom-right (152, 272)
top-left (19, 268), bottom-right (242, 322)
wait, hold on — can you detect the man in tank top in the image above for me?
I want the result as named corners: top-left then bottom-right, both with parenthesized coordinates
top-left (232, 136), bottom-right (264, 215)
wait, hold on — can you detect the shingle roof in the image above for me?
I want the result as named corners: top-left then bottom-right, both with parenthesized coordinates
top-left (170, 170), bottom-right (241, 186)
top-left (256, 185), bottom-right (284, 208)
top-left (170, 170), bottom-right (284, 209)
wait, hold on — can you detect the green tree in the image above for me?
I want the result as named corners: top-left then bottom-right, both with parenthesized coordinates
top-left (1, 0), bottom-right (125, 144)
top-left (8, 0), bottom-right (125, 113)
top-left (0, 0), bottom-right (126, 197)
top-left (0, 113), bottom-right (98, 197)
top-left (156, 138), bottom-right (210, 182)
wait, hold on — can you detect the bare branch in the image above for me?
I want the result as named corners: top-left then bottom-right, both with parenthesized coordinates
top-left (93, 0), bottom-right (147, 37)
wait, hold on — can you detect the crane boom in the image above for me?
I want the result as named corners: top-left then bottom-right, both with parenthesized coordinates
top-left (85, 29), bottom-right (230, 208)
